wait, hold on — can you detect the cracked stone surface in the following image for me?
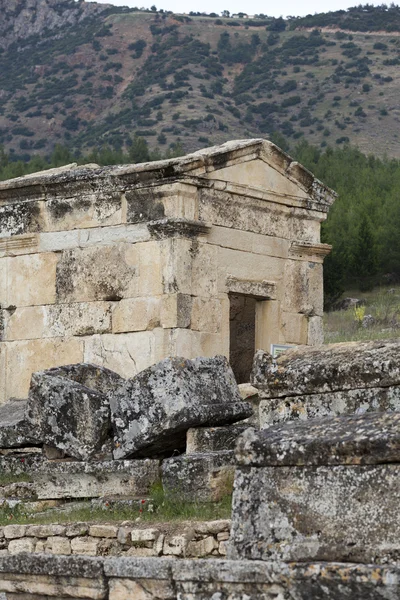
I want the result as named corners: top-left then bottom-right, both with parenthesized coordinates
top-left (111, 355), bottom-right (252, 459)
top-left (235, 411), bottom-right (400, 467)
top-left (0, 399), bottom-right (39, 448)
top-left (26, 372), bottom-right (111, 461)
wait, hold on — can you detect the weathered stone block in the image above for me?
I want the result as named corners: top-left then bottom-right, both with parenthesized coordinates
top-left (43, 362), bottom-right (125, 397)
top-left (4, 526), bottom-right (26, 540)
top-left (5, 337), bottom-right (84, 401)
top-left (89, 526), bottom-right (118, 539)
top-left (71, 537), bottom-right (100, 556)
top-left (8, 538), bottom-right (35, 554)
top-left (109, 577), bottom-right (175, 600)
top-left (46, 536), bottom-right (72, 556)
top-left (111, 355), bottom-right (252, 459)
top-left (186, 425), bottom-right (249, 454)
top-left (162, 451), bottom-right (236, 502)
top-left (26, 372), bottom-right (110, 461)
top-left (55, 244), bottom-right (138, 303)
top-left (112, 297), bottom-right (161, 334)
top-left (251, 340), bottom-right (400, 398)
top-left (0, 399), bottom-right (39, 448)
top-left (6, 252), bottom-right (58, 307)
top-left (259, 385), bottom-right (400, 428)
top-left (187, 536), bottom-right (218, 558)
top-left (230, 413), bottom-right (400, 564)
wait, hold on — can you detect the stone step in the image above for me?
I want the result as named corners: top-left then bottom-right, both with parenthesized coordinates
top-left (229, 412), bottom-right (400, 565)
top-left (0, 455), bottom-right (160, 500)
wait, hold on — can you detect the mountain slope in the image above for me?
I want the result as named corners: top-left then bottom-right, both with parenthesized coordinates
top-left (1, 2), bottom-right (400, 160)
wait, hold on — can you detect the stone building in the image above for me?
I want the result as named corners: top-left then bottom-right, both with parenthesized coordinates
top-left (0, 139), bottom-right (336, 403)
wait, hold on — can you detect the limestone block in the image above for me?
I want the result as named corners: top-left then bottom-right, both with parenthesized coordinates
top-left (260, 386), bottom-right (400, 429)
top-left (160, 294), bottom-right (192, 329)
top-left (83, 332), bottom-right (156, 380)
top-left (117, 528), bottom-right (131, 545)
top-left (33, 459), bottom-right (160, 500)
top-left (191, 243), bottom-right (218, 297)
top-left (0, 259), bottom-right (6, 310)
top-left (89, 526), bottom-right (118, 539)
top-left (130, 529), bottom-right (159, 543)
top-left (163, 535), bottom-right (188, 557)
top-left (4, 302), bottom-right (112, 341)
top-left (0, 571), bottom-right (106, 598)
top-left (45, 192), bottom-right (123, 231)
top-left (26, 372), bottom-right (110, 461)
top-left (193, 520), bottom-right (231, 535)
top-left (255, 300), bottom-right (284, 352)
top-left (136, 241), bottom-right (163, 296)
top-left (199, 187), bottom-right (291, 239)
top-left (308, 315), bottom-right (324, 345)
top-left (71, 537), bottom-right (99, 556)
top-left (187, 536), bottom-right (218, 557)
top-left (125, 546), bottom-right (156, 557)
top-left (283, 260), bottom-right (323, 316)
top-left (55, 244), bottom-right (138, 304)
top-left (281, 312), bottom-right (308, 344)
top-left (46, 536), bottom-right (71, 555)
top-left (162, 451), bottom-right (236, 502)
top-left (191, 297), bottom-right (222, 333)
top-left (186, 425), bottom-right (249, 454)
top-left (0, 344), bottom-right (5, 405)
top-left (8, 538), bottom-right (36, 554)
top-left (111, 356), bottom-right (251, 459)
top-left (219, 540), bottom-right (228, 555)
top-left (125, 188), bottom-right (166, 223)
top-left (5, 337), bottom-right (84, 401)
top-left (251, 340), bottom-right (400, 398)
top-left (66, 523), bottom-right (89, 537)
top-left (0, 399), bottom-right (39, 447)
top-left (6, 252), bottom-right (58, 307)
top-left (4, 526), bottom-right (26, 540)
top-left (217, 246), bottom-right (284, 294)
top-left (112, 297), bottom-right (161, 334)
top-left (290, 216), bottom-right (320, 243)
top-left (159, 237), bottom-right (192, 295)
top-left (26, 525), bottom-right (66, 538)
top-left (207, 225), bottom-right (289, 259)
top-left (109, 578), bottom-right (175, 600)
top-left (0, 200), bottom-right (44, 238)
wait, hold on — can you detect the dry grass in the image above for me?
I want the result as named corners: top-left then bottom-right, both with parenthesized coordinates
top-left (324, 285), bottom-right (400, 343)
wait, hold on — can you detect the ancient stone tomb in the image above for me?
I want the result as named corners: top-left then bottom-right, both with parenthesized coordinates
top-left (0, 139), bottom-right (335, 402)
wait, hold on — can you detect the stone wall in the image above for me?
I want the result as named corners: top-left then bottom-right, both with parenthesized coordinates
top-left (0, 554), bottom-right (398, 599)
top-left (0, 139), bottom-right (335, 402)
top-left (0, 520), bottom-right (230, 559)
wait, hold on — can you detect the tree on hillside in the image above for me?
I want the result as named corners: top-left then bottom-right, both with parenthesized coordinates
top-left (351, 213), bottom-right (377, 290)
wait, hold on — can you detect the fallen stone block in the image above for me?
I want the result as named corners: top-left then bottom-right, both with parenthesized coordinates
top-left (44, 362), bottom-right (125, 396)
top-left (229, 412), bottom-right (400, 564)
top-left (26, 372), bottom-right (111, 461)
top-left (162, 451), bottom-right (236, 502)
top-left (0, 399), bottom-right (39, 449)
top-left (111, 356), bottom-right (252, 459)
top-left (186, 425), bottom-right (249, 453)
top-left (251, 340), bottom-right (400, 398)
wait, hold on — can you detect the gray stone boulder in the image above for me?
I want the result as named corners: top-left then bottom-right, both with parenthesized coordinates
top-left (0, 399), bottom-right (40, 448)
top-left (43, 362), bottom-right (125, 395)
top-left (111, 355), bottom-right (252, 459)
top-left (26, 372), bottom-right (111, 461)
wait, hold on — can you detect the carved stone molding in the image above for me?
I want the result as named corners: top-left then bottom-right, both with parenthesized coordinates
top-left (148, 218), bottom-right (211, 239)
top-left (289, 242), bottom-right (332, 263)
top-left (226, 276), bottom-right (276, 300)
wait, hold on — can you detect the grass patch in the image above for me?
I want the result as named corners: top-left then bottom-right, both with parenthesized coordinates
top-left (324, 285), bottom-right (400, 343)
top-left (0, 473), bottom-right (32, 486)
top-left (0, 483), bottom-right (232, 526)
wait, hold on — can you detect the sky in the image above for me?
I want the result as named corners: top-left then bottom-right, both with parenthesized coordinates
top-left (92, 0), bottom-right (390, 18)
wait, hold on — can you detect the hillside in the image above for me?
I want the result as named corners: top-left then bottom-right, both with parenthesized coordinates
top-left (1, 1), bottom-right (400, 160)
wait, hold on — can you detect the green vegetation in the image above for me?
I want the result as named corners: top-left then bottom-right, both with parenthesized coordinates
top-left (291, 4), bottom-right (400, 33)
top-left (0, 483), bottom-right (232, 526)
top-left (324, 285), bottom-right (400, 343)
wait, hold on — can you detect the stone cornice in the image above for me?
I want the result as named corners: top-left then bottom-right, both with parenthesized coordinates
top-left (289, 242), bottom-right (332, 262)
top-left (147, 218), bottom-right (211, 239)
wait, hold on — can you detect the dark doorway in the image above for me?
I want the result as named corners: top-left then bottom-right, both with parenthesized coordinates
top-left (229, 293), bottom-right (257, 384)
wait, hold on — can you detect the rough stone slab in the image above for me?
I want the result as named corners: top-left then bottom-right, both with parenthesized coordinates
top-left (260, 385), bottom-right (400, 428)
top-left (236, 412), bottom-right (400, 467)
top-left (229, 463), bottom-right (400, 565)
top-left (162, 451), bottom-right (235, 502)
top-left (186, 425), bottom-right (249, 454)
top-left (111, 356), bottom-right (252, 459)
top-left (0, 455), bottom-right (160, 500)
top-left (0, 400), bottom-right (39, 449)
top-left (251, 340), bottom-right (400, 398)
top-left (26, 372), bottom-right (111, 461)
top-left (43, 363), bottom-right (125, 395)
top-left (0, 553), bottom-right (105, 578)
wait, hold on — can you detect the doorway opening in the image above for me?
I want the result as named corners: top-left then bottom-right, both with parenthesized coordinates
top-left (229, 293), bottom-right (257, 384)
